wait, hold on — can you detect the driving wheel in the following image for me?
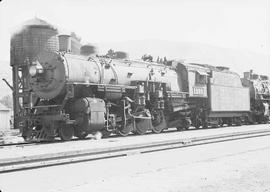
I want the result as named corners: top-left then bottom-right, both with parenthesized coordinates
top-left (135, 118), bottom-right (150, 135)
top-left (117, 122), bottom-right (133, 136)
top-left (152, 111), bottom-right (166, 133)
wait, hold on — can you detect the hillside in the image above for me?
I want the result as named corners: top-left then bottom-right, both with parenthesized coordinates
top-left (96, 39), bottom-right (270, 77)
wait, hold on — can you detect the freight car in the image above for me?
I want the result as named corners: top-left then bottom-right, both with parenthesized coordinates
top-left (9, 18), bottom-right (268, 141)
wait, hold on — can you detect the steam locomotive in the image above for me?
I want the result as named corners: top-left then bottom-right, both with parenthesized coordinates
top-left (9, 18), bottom-right (270, 141)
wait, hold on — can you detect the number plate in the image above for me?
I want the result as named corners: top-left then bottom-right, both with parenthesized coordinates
top-left (193, 87), bottom-right (204, 95)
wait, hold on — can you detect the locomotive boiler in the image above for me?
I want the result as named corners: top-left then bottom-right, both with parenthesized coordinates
top-left (25, 50), bottom-right (189, 140)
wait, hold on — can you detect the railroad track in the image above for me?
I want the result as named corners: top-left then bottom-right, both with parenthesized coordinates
top-left (0, 128), bottom-right (186, 148)
top-left (0, 141), bottom-right (38, 148)
top-left (0, 128), bottom-right (270, 173)
top-left (0, 123), bottom-right (269, 148)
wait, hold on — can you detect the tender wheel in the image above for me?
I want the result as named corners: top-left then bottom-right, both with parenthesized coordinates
top-left (58, 124), bottom-right (74, 141)
top-left (227, 119), bottom-right (232, 126)
top-left (235, 118), bottom-right (242, 126)
top-left (118, 121), bottom-right (133, 136)
top-left (219, 118), bottom-right (224, 127)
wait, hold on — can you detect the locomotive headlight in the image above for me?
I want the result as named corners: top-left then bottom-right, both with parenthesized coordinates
top-left (29, 61), bottom-right (44, 77)
top-left (29, 65), bottom-right (37, 77)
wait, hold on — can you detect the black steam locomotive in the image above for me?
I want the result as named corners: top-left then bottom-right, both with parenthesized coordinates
top-left (9, 18), bottom-right (270, 141)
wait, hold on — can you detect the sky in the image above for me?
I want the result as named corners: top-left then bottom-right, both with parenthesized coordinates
top-left (0, 0), bottom-right (270, 61)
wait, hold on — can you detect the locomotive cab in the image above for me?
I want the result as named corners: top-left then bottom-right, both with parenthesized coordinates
top-left (175, 62), bottom-right (209, 128)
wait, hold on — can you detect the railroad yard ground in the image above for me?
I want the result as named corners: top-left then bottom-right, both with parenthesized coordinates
top-left (0, 125), bottom-right (270, 192)
top-left (0, 129), bottom-right (22, 144)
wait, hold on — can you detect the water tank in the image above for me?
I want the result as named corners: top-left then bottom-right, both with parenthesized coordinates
top-left (10, 17), bottom-right (59, 66)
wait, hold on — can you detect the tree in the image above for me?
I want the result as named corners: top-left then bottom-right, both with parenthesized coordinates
top-left (70, 32), bottom-right (81, 42)
top-left (80, 44), bottom-right (96, 55)
top-left (105, 49), bottom-right (128, 59)
top-left (106, 49), bottom-right (115, 58)
top-left (114, 51), bottom-right (128, 59)
top-left (141, 54), bottom-right (153, 62)
top-left (163, 57), bottom-right (167, 64)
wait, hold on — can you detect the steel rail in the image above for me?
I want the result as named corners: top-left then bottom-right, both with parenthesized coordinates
top-left (0, 142), bottom-right (38, 148)
top-left (0, 124), bottom-right (268, 148)
top-left (0, 128), bottom-right (180, 148)
top-left (0, 128), bottom-right (270, 173)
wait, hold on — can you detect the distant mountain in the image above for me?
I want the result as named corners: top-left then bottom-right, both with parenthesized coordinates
top-left (96, 39), bottom-right (270, 77)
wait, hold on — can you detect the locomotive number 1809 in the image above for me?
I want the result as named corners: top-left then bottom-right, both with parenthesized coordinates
top-left (193, 87), bottom-right (204, 95)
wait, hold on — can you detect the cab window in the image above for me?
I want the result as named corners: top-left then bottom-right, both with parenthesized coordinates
top-left (195, 72), bottom-right (207, 84)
